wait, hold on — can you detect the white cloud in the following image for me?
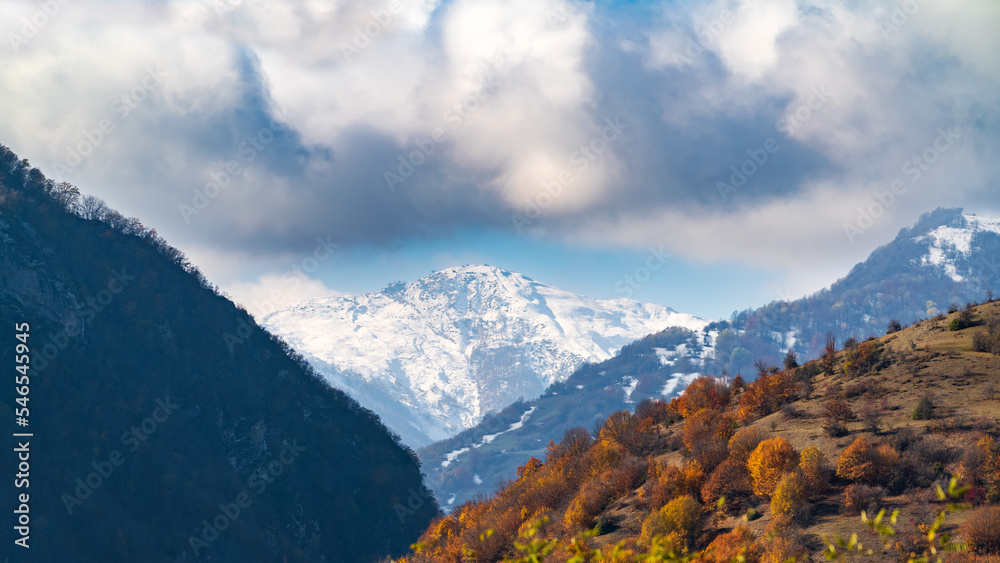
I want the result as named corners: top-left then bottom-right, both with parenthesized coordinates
top-left (226, 274), bottom-right (342, 319)
top-left (0, 0), bottom-right (996, 282)
top-left (710, 0), bottom-right (799, 81)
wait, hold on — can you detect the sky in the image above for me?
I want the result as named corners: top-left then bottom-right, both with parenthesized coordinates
top-left (0, 0), bottom-right (997, 320)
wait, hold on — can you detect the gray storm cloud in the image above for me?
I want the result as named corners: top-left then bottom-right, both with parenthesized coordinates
top-left (0, 0), bottom-right (997, 279)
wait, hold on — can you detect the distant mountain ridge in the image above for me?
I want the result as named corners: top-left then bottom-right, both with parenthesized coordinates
top-left (262, 265), bottom-right (707, 447)
top-left (713, 207), bottom-right (1000, 377)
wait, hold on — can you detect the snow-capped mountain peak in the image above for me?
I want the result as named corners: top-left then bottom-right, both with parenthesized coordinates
top-left (915, 213), bottom-right (1000, 282)
top-left (261, 265), bottom-right (706, 447)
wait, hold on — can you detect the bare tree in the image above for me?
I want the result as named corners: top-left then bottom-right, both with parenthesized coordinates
top-left (79, 194), bottom-right (109, 221)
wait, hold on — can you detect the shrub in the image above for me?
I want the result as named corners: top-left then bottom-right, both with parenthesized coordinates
top-left (842, 484), bottom-right (886, 515)
top-left (960, 306), bottom-right (976, 325)
top-left (770, 471), bottom-right (808, 517)
top-left (701, 457), bottom-right (752, 512)
top-left (966, 486), bottom-right (988, 506)
top-left (973, 329), bottom-right (1000, 355)
top-left (546, 427), bottom-right (593, 462)
top-left (858, 397), bottom-right (889, 434)
top-left (799, 446), bottom-right (831, 496)
top-left (640, 495), bottom-right (701, 550)
top-left (911, 435), bottom-right (954, 466)
top-left (822, 399), bottom-right (855, 423)
top-left (605, 456), bottom-right (648, 499)
top-left (836, 436), bottom-right (900, 486)
top-left (728, 426), bottom-right (769, 463)
top-left (967, 436), bottom-right (1000, 502)
top-left (844, 340), bottom-right (882, 375)
top-left (761, 534), bottom-right (807, 563)
top-left (983, 381), bottom-right (998, 401)
top-left (843, 381), bottom-right (869, 398)
top-left (783, 350), bottom-right (799, 370)
top-left (564, 478), bottom-right (612, 530)
top-left (961, 506), bottom-right (1000, 554)
top-left (823, 422), bottom-right (849, 437)
top-left (647, 460), bottom-right (704, 510)
top-left (747, 437), bottom-right (798, 497)
top-left (779, 403), bottom-right (804, 419)
top-left (701, 525), bottom-right (761, 563)
top-left (912, 394), bottom-right (936, 420)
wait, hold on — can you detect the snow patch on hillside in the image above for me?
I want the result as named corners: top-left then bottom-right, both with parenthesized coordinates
top-left (478, 407), bottom-right (536, 447)
top-left (441, 447), bottom-right (470, 468)
top-left (661, 373), bottom-right (701, 397)
top-left (917, 215), bottom-right (1000, 282)
top-left (622, 377), bottom-right (639, 403)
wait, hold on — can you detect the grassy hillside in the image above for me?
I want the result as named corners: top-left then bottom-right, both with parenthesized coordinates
top-left (397, 300), bottom-right (1000, 562)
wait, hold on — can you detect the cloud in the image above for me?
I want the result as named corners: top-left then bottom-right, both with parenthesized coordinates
top-left (0, 0), bottom-right (996, 280)
top-left (226, 274), bottom-right (342, 319)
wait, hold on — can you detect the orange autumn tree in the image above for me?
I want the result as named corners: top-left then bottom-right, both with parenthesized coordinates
top-left (701, 525), bottom-right (762, 563)
top-left (835, 435), bottom-right (900, 486)
top-left (738, 371), bottom-right (795, 422)
top-left (676, 376), bottom-right (732, 418)
top-left (647, 460), bottom-right (704, 510)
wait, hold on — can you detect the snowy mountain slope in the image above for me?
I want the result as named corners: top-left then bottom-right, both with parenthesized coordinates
top-left (262, 265), bottom-right (707, 447)
top-left (915, 213), bottom-right (1000, 282)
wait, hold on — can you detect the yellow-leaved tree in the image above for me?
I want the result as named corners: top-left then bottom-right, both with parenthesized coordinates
top-left (747, 436), bottom-right (798, 497)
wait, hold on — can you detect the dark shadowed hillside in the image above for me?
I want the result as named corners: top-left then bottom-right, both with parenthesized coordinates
top-left (0, 145), bottom-right (438, 562)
